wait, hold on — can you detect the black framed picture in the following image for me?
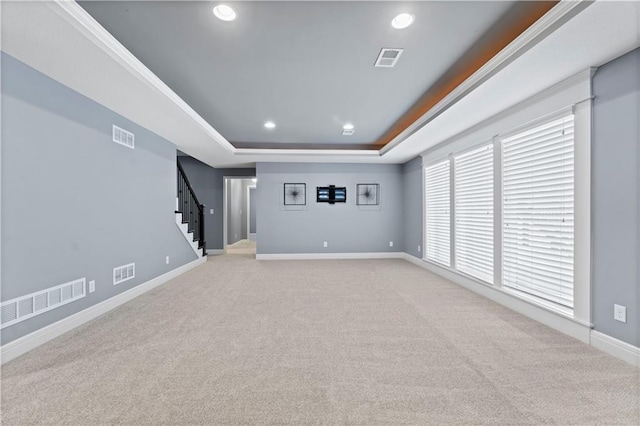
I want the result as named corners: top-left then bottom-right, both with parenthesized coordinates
top-left (357, 184), bottom-right (379, 205)
top-left (284, 183), bottom-right (306, 205)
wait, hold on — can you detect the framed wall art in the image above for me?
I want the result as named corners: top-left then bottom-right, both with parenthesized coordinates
top-left (283, 183), bottom-right (306, 205)
top-left (356, 184), bottom-right (379, 206)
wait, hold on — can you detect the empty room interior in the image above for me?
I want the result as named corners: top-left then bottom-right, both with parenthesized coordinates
top-left (1, 1), bottom-right (640, 424)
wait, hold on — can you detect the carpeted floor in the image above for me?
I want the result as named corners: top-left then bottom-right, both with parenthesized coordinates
top-left (226, 239), bottom-right (257, 255)
top-left (1, 256), bottom-right (639, 424)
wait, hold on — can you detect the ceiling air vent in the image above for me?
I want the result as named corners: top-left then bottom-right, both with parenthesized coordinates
top-left (112, 125), bottom-right (135, 149)
top-left (342, 129), bottom-right (355, 136)
top-left (375, 48), bottom-right (404, 68)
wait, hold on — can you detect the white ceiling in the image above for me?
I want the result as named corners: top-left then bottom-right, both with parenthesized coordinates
top-left (1, 1), bottom-right (639, 168)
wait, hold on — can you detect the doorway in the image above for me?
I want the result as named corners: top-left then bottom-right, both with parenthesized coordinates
top-left (223, 176), bottom-right (257, 255)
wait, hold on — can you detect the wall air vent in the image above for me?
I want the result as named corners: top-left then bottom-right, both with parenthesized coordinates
top-left (113, 263), bottom-right (135, 285)
top-left (374, 48), bottom-right (404, 68)
top-left (112, 125), bottom-right (135, 149)
top-left (0, 278), bottom-right (86, 329)
top-left (342, 129), bottom-right (355, 136)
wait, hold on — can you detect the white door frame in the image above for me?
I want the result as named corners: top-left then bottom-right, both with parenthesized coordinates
top-left (223, 176), bottom-right (256, 253)
top-left (247, 185), bottom-right (257, 241)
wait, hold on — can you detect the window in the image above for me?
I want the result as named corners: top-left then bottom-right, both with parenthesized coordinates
top-left (422, 112), bottom-right (578, 312)
top-left (454, 144), bottom-right (494, 283)
top-left (425, 160), bottom-right (451, 266)
top-left (501, 115), bottom-right (574, 308)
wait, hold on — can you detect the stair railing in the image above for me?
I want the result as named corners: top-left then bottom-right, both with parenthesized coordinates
top-left (177, 160), bottom-right (206, 256)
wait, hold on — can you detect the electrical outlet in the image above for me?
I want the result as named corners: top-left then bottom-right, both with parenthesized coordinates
top-left (235, 234), bottom-right (238, 239)
top-left (389, 241), bottom-right (394, 247)
top-left (418, 245), bottom-right (421, 252)
top-left (323, 241), bottom-right (328, 248)
top-left (89, 280), bottom-right (96, 293)
top-left (166, 256), bottom-right (170, 265)
top-left (210, 209), bottom-right (214, 215)
top-left (614, 304), bottom-right (627, 323)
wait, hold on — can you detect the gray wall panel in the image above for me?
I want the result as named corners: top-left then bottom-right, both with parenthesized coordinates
top-left (249, 188), bottom-right (257, 234)
top-left (592, 47), bottom-right (640, 347)
top-left (1, 53), bottom-right (197, 345)
top-left (255, 163), bottom-right (403, 254)
top-left (402, 157), bottom-right (423, 259)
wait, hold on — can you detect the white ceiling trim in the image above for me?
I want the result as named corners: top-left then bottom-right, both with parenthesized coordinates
top-left (380, 0), bottom-right (593, 156)
top-left (419, 68), bottom-right (593, 160)
top-left (235, 148), bottom-right (380, 157)
top-left (41, 0), bottom-right (589, 162)
top-left (5, 0), bottom-right (634, 168)
top-left (48, 0), bottom-right (236, 154)
top-left (45, 1), bottom-right (392, 160)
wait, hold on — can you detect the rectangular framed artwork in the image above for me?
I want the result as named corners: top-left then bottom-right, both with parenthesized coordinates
top-left (283, 183), bottom-right (306, 205)
top-left (356, 183), bottom-right (379, 205)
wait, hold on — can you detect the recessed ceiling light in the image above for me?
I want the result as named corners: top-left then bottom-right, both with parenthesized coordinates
top-left (213, 5), bottom-right (237, 21)
top-left (392, 13), bottom-right (414, 29)
top-left (264, 121), bottom-right (276, 129)
top-left (343, 123), bottom-right (355, 130)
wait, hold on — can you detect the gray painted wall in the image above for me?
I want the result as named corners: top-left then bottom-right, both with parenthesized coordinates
top-left (402, 157), bottom-right (423, 259)
top-left (226, 179), bottom-right (246, 245)
top-left (592, 47), bottom-right (640, 347)
top-left (239, 180), bottom-right (252, 241)
top-left (1, 53), bottom-right (197, 345)
top-left (249, 188), bottom-right (257, 234)
top-left (255, 163), bottom-right (403, 254)
top-left (177, 156), bottom-right (255, 250)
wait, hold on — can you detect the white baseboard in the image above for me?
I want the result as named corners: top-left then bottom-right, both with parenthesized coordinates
top-left (206, 249), bottom-right (225, 255)
top-left (256, 252), bottom-right (405, 261)
top-left (0, 257), bottom-right (207, 365)
top-left (401, 253), bottom-right (592, 344)
top-left (590, 331), bottom-right (640, 367)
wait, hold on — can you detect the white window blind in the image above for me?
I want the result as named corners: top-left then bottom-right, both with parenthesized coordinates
top-left (425, 160), bottom-right (451, 267)
top-left (454, 144), bottom-right (494, 283)
top-left (501, 115), bottom-right (574, 308)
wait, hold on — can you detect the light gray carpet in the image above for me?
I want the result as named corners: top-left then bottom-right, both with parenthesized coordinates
top-left (226, 239), bottom-right (256, 254)
top-left (1, 256), bottom-right (639, 425)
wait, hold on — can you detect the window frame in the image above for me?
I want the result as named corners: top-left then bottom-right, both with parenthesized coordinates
top-left (424, 158), bottom-right (452, 267)
top-left (453, 142), bottom-right (495, 285)
top-left (421, 103), bottom-right (590, 324)
top-left (500, 113), bottom-right (575, 312)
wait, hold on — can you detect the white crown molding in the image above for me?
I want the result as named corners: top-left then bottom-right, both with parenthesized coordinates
top-left (235, 148), bottom-right (380, 157)
top-left (256, 252), bottom-right (404, 260)
top-left (44, 0), bottom-right (591, 162)
top-left (0, 256), bottom-right (207, 365)
top-left (419, 68), bottom-right (593, 159)
top-left (47, 0), bottom-right (237, 154)
top-left (380, 0), bottom-right (594, 156)
top-left (41, 1), bottom-right (386, 160)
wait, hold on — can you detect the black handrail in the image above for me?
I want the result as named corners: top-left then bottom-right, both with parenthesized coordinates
top-left (177, 160), bottom-right (206, 256)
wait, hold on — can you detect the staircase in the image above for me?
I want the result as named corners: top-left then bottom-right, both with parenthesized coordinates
top-left (176, 160), bottom-right (206, 257)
